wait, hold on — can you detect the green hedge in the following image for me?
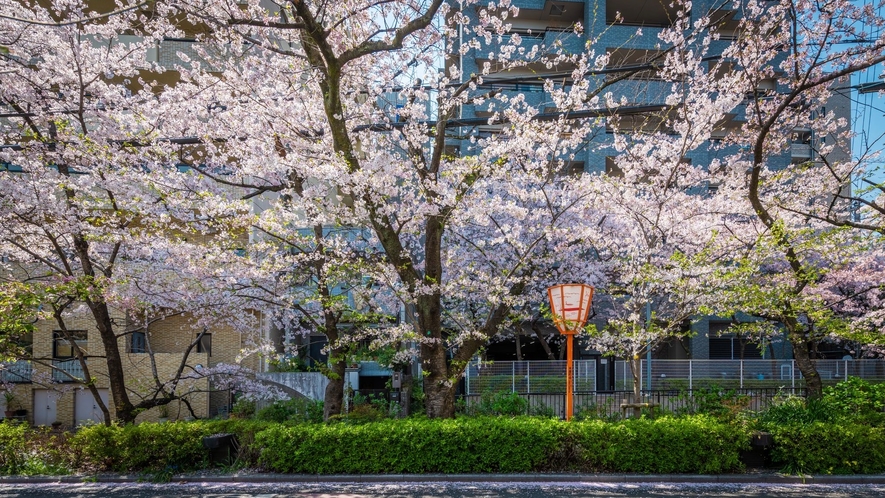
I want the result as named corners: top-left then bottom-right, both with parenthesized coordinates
top-left (255, 416), bottom-right (748, 474)
top-left (256, 417), bottom-right (561, 473)
top-left (70, 422), bottom-right (219, 472)
top-left (69, 420), bottom-right (283, 472)
top-left (24, 415), bottom-right (885, 475)
top-left (568, 416), bottom-right (748, 473)
top-left (768, 423), bottom-right (885, 474)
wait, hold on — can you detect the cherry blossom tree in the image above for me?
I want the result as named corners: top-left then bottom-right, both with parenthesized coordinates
top-left (138, 0), bottom-right (610, 418)
top-left (0, 0), bottom-right (286, 423)
top-left (5, 0), bottom-right (885, 417)
top-left (159, 0), bottom-right (885, 413)
top-left (697, 0), bottom-right (885, 397)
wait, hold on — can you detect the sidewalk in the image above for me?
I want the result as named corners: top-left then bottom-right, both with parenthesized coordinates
top-left (2, 473), bottom-right (885, 485)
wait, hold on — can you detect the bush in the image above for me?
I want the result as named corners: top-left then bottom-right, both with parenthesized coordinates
top-left (574, 398), bottom-right (620, 422)
top-left (69, 422), bottom-right (216, 472)
top-left (255, 399), bottom-right (324, 423)
top-left (567, 415), bottom-right (748, 473)
top-left (257, 417), bottom-right (562, 473)
top-left (757, 395), bottom-right (835, 425)
top-left (674, 386), bottom-right (750, 420)
top-left (231, 398), bottom-right (256, 419)
top-left (823, 377), bottom-right (885, 418)
top-left (756, 378), bottom-right (885, 427)
top-left (768, 423), bottom-right (885, 474)
top-left (480, 391), bottom-right (528, 416)
top-left (0, 422), bottom-right (69, 475)
top-left (0, 421), bottom-right (27, 474)
top-left (459, 391), bottom-right (530, 416)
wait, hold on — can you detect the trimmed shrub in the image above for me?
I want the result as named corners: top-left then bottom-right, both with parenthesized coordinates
top-left (257, 416), bottom-right (562, 473)
top-left (2, 416), bottom-right (754, 475)
top-left (69, 422), bottom-right (216, 472)
top-left (568, 415), bottom-right (748, 473)
top-left (256, 415), bottom-right (748, 474)
top-left (768, 423), bottom-right (885, 474)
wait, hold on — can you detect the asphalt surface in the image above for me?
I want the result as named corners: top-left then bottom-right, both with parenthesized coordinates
top-left (3, 481), bottom-right (885, 498)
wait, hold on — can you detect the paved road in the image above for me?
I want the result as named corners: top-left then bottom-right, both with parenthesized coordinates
top-left (2, 483), bottom-right (885, 498)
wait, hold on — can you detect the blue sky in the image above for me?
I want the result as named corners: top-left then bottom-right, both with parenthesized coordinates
top-left (851, 66), bottom-right (885, 197)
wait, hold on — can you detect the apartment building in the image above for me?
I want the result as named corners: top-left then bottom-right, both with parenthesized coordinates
top-left (446, 0), bottom-right (853, 374)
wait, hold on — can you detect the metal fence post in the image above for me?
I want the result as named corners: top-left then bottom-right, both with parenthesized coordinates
top-left (527, 362), bottom-right (531, 394)
top-left (791, 359), bottom-right (796, 389)
top-left (512, 362), bottom-right (515, 393)
top-left (740, 360), bottom-right (744, 389)
top-left (688, 359), bottom-right (693, 392)
top-left (466, 360), bottom-right (471, 395)
top-left (845, 359), bottom-right (848, 381)
top-left (573, 361), bottom-right (577, 392)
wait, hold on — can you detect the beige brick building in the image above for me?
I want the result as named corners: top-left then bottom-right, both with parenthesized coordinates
top-left (1, 308), bottom-right (263, 427)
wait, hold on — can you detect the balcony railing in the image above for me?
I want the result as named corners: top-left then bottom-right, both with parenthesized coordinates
top-left (0, 361), bottom-right (32, 383)
top-left (543, 30), bottom-right (583, 54)
top-left (791, 143), bottom-right (813, 159)
top-left (52, 359), bottom-right (85, 382)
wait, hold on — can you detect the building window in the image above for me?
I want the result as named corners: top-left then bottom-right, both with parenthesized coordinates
top-left (606, 0), bottom-right (683, 27)
top-left (196, 333), bottom-right (212, 356)
top-left (709, 322), bottom-right (764, 360)
top-left (606, 48), bottom-right (667, 81)
top-left (605, 157), bottom-right (624, 178)
top-left (562, 162), bottom-right (585, 177)
top-left (53, 330), bottom-right (87, 358)
top-left (130, 332), bottom-right (146, 354)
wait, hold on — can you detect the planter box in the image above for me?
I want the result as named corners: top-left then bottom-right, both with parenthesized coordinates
top-left (202, 433), bottom-right (238, 465)
top-left (740, 431), bottom-right (773, 468)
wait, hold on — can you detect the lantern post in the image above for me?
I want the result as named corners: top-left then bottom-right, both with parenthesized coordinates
top-left (547, 283), bottom-right (594, 421)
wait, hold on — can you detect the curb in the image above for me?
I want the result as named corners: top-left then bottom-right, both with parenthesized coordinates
top-left (1, 474), bottom-right (884, 485)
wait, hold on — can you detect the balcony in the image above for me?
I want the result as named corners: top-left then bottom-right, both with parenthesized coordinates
top-left (52, 359), bottom-right (85, 382)
top-left (791, 143), bottom-right (813, 160)
top-left (543, 30), bottom-right (583, 54)
top-left (0, 361), bottom-right (32, 383)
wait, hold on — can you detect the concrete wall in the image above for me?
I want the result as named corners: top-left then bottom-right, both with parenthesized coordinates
top-left (258, 372), bottom-right (329, 401)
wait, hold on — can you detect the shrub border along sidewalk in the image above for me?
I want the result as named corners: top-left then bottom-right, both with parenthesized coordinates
top-left (3, 414), bottom-right (884, 476)
top-left (3, 416), bottom-right (749, 475)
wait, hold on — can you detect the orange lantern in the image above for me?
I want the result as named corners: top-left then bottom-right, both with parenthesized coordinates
top-left (547, 283), bottom-right (594, 421)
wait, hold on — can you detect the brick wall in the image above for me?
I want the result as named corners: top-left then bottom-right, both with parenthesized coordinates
top-left (6, 304), bottom-right (264, 425)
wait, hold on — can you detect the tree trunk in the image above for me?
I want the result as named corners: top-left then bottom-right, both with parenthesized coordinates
top-left (87, 300), bottom-right (136, 423)
top-left (323, 354), bottom-right (346, 419)
top-left (790, 333), bottom-right (823, 399)
top-left (73, 234), bottom-right (133, 423)
top-left (515, 332), bottom-right (523, 361)
top-left (423, 372), bottom-right (457, 418)
top-left (421, 340), bottom-right (456, 418)
top-left (321, 326), bottom-right (347, 420)
top-left (629, 355), bottom-right (642, 417)
top-left (532, 324), bottom-right (556, 360)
